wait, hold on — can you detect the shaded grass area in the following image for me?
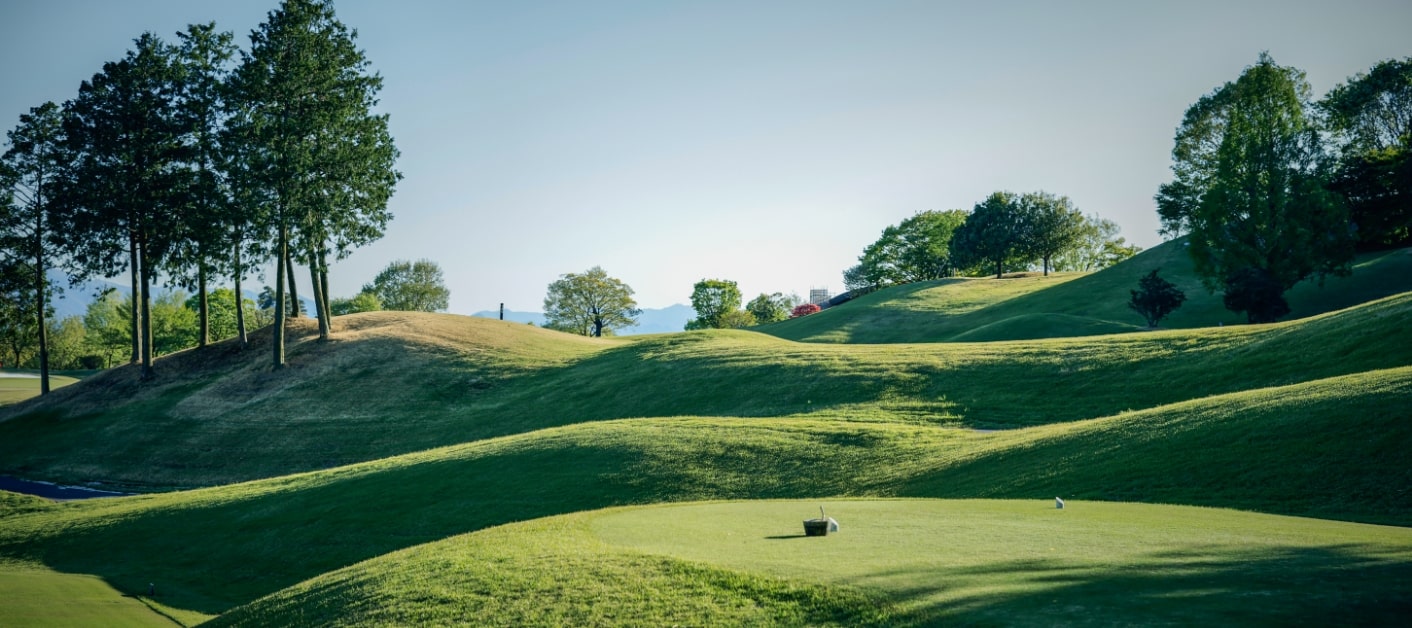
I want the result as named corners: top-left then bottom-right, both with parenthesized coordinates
top-left (2, 292), bottom-right (1410, 489)
top-left (0, 373), bottom-right (80, 407)
top-left (1, 366), bottom-right (1408, 617)
top-left (763, 241), bottom-right (1412, 343)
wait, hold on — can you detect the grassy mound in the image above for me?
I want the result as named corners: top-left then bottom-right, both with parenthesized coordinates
top-left (3, 292), bottom-right (1411, 488)
top-left (763, 241), bottom-right (1412, 343)
top-left (215, 500), bottom-right (1412, 626)
top-left (2, 365), bottom-right (1408, 616)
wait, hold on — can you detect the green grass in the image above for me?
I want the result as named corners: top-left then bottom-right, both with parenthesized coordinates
top-left (0, 562), bottom-right (179, 627)
top-left (1, 364), bottom-right (1408, 617)
top-left (762, 241), bottom-right (1412, 343)
top-left (3, 292), bottom-right (1410, 489)
top-left (0, 260), bottom-right (1408, 624)
top-left (0, 373), bottom-right (79, 407)
top-left (211, 499), bottom-right (1412, 626)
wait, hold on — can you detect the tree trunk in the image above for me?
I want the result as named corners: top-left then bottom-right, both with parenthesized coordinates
top-left (35, 227), bottom-right (50, 395)
top-left (284, 251), bottom-right (300, 318)
top-left (139, 237), bottom-right (155, 380)
top-left (1043, 255), bottom-right (1051, 276)
top-left (309, 260), bottom-right (328, 340)
top-left (319, 249), bottom-right (331, 335)
top-left (234, 242), bottom-right (247, 347)
top-left (128, 234), bottom-right (141, 364)
top-left (273, 221), bottom-right (287, 369)
top-left (198, 262), bottom-right (209, 347)
top-left (995, 259), bottom-right (1003, 279)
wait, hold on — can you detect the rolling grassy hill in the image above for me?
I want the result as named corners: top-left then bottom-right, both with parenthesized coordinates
top-left (761, 240), bottom-right (1412, 343)
top-left (1, 364), bottom-right (1408, 620)
top-left (3, 292), bottom-right (1411, 489)
top-left (0, 257), bottom-right (1409, 625)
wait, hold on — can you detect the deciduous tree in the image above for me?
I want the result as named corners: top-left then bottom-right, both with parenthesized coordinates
top-left (543, 266), bottom-right (641, 337)
top-left (949, 192), bottom-right (1034, 279)
top-left (1021, 191), bottom-right (1085, 276)
top-left (363, 259), bottom-right (450, 312)
top-left (686, 279), bottom-right (743, 330)
top-left (1159, 53), bottom-right (1353, 323)
top-left (1321, 58), bottom-right (1412, 250)
top-left (745, 292), bottom-right (797, 325)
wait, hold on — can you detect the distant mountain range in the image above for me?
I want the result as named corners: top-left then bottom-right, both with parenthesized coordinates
top-left (471, 304), bottom-right (694, 336)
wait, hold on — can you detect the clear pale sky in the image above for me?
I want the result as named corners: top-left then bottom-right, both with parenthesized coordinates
top-left (3, 1), bottom-right (1409, 312)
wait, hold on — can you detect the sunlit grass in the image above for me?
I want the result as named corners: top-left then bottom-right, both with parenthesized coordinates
top-left (0, 373), bottom-right (79, 407)
top-left (1, 365), bottom-right (1408, 618)
top-left (213, 500), bottom-right (1412, 626)
top-left (762, 241), bottom-right (1412, 343)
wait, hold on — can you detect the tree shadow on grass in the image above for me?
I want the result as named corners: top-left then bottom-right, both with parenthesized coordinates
top-left (847, 543), bottom-right (1412, 625)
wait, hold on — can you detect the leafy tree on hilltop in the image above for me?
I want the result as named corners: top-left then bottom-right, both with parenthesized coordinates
top-left (845, 209), bottom-right (968, 290)
top-left (746, 292), bottom-right (798, 325)
top-left (543, 266), bottom-right (641, 337)
top-left (1052, 213), bottom-right (1142, 272)
top-left (1321, 57), bottom-right (1412, 250)
top-left (1157, 53), bottom-right (1353, 323)
top-left (363, 259), bottom-right (450, 312)
top-left (686, 279), bottom-right (743, 330)
top-left (329, 291), bottom-right (382, 316)
top-left (1128, 269), bottom-right (1186, 328)
top-left (1021, 191), bottom-right (1085, 276)
top-left (949, 191), bottom-right (1033, 279)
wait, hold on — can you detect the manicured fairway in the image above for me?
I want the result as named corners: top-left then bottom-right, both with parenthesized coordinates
top-left (0, 374), bottom-right (78, 407)
top-left (0, 563), bottom-right (178, 627)
top-left (214, 499), bottom-right (1412, 626)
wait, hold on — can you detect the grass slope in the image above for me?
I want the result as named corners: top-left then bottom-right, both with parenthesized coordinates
top-left (762, 241), bottom-right (1412, 343)
top-left (2, 365), bottom-right (1408, 617)
top-left (2, 293), bottom-right (1410, 488)
top-left (215, 500), bottom-right (1412, 626)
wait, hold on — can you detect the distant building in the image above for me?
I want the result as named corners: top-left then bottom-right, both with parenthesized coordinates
top-left (809, 288), bottom-right (832, 306)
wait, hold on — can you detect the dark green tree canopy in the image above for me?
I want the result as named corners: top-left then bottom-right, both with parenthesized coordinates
top-left (363, 259), bottom-right (450, 312)
top-left (949, 191), bottom-right (1033, 279)
top-left (1020, 191), bottom-right (1085, 276)
top-left (1321, 58), bottom-right (1412, 250)
top-left (543, 266), bottom-right (641, 337)
top-left (1160, 53), bottom-right (1353, 322)
top-left (1128, 269), bottom-right (1186, 328)
top-left (686, 279), bottom-right (743, 330)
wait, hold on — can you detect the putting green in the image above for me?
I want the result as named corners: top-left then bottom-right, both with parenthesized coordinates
top-left (589, 500), bottom-right (1412, 624)
top-left (216, 499), bottom-right (1412, 625)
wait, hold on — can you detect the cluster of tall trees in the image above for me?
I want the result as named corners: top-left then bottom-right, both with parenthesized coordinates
top-left (1156, 53), bottom-right (1409, 322)
top-left (0, 0), bottom-right (400, 393)
top-left (844, 199), bottom-right (1139, 292)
